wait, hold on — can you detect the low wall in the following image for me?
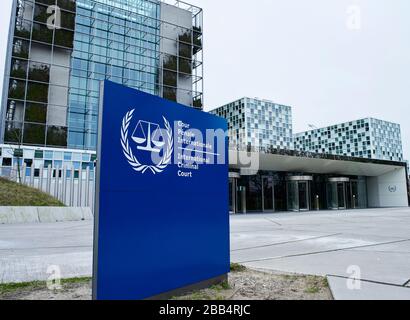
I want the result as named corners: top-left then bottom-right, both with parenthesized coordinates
top-left (0, 207), bottom-right (93, 224)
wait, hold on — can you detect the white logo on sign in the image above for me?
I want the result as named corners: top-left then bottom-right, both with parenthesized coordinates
top-left (121, 109), bottom-right (173, 174)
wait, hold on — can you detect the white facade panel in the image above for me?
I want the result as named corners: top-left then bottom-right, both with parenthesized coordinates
top-left (367, 167), bottom-right (408, 208)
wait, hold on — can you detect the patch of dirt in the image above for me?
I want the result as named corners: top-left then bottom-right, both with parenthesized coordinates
top-left (175, 269), bottom-right (333, 300)
top-left (0, 268), bottom-right (333, 300)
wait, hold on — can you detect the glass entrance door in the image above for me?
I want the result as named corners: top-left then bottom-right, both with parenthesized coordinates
top-left (327, 178), bottom-right (349, 210)
top-left (337, 182), bottom-right (346, 209)
top-left (287, 181), bottom-right (299, 211)
top-left (286, 178), bottom-right (312, 212)
top-left (229, 178), bottom-right (236, 214)
top-left (262, 177), bottom-right (274, 212)
top-left (350, 180), bottom-right (359, 209)
top-left (298, 182), bottom-right (309, 211)
top-left (327, 182), bottom-right (338, 209)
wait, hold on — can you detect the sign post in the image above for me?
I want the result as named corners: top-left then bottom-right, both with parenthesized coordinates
top-left (93, 81), bottom-right (230, 300)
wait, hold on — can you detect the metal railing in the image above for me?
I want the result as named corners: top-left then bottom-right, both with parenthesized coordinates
top-left (0, 164), bottom-right (96, 212)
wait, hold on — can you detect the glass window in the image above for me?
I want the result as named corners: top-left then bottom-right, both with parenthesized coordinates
top-left (12, 38), bottom-right (29, 59)
top-left (28, 62), bottom-right (50, 83)
top-left (27, 82), bottom-right (49, 103)
top-left (57, 0), bottom-right (76, 12)
top-left (33, 4), bottom-right (49, 24)
top-left (2, 158), bottom-right (12, 166)
top-left (46, 126), bottom-right (68, 147)
top-left (10, 58), bottom-right (28, 80)
top-left (54, 160), bottom-right (63, 168)
top-left (32, 22), bottom-right (53, 44)
top-left (13, 158), bottom-right (23, 167)
top-left (23, 123), bottom-right (46, 145)
top-left (4, 122), bottom-right (23, 143)
top-left (53, 152), bottom-right (63, 160)
top-left (44, 160), bottom-right (52, 167)
top-left (34, 150), bottom-right (44, 159)
top-left (64, 152), bottom-right (72, 161)
top-left (8, 79), bottom-right (26, 100)
top-left (25, 103), bottom-right (47, 124)
top-left (24, 159), bottom-right (33, 167)
top-left (71, 153), bottom-right (81, 161)
top-left (44, 151), bottom-right (53, 159)
top-left (14, 18), bottom-right (32, 40)
top-left (60, 11), bottom-right (75, 30)
top-left (82, 162), bottom-right (92, 170)
top-left (55, 29), bottom-right (74, 48)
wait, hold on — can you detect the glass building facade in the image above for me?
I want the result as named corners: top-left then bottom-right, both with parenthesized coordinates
top-left (68, 0), bottom-right (161, 149)
top-left (230, 172), bottom-right (368, 214)
top-left (1, 0), bottom-right (203, 151)
top-left (210, 98), bottom-right (294, 151)
top-left (294, 118), bottom-right (404, 162)
top-left (214, 97), bottom-right (406, 214)
top-left (0, 143), bottom-right (96, 179)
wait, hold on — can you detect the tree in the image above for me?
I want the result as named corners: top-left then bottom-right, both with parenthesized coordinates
top-left (6, 127), bottom-right (24, 184)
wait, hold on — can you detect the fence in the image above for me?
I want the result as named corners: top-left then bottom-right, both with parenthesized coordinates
top-left (0, 164), bottom-right (96, 212)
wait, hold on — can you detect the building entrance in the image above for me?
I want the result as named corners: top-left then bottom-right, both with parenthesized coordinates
top-left (286, 176), bottom-right (313, 212)
top-left (229, 178), bottom-right (236, 214)
top-left (262, 176), bottom-right (275, 212)
top-left (327, 178), bottom-right (350, 210)
top-left (229, 173), bottom-right (246, 214)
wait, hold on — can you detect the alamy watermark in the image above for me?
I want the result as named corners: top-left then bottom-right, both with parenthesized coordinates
top-left (121, 110), bottom-right (261, 176)
top-left (46, 5), bottom-right (62, 30)
top-left (346, 5), bottom-right (362, 31)
top-left (346, 265), bottom-right (362, 290)
top-left (46, 265), bottom-right (62, 291)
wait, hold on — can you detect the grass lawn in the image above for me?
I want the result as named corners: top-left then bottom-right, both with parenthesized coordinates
top-left (0, 278), bottom-right (92, 295)
top-left (0, 177), bottom-right (64, 207)
top-left (0, 278), bottom-right (92, 300)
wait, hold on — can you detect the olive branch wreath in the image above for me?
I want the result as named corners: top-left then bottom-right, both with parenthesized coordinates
top-left (120, 109), bottom-right (173, 174)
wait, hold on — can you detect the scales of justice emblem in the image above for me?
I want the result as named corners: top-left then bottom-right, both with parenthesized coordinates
top-left (132, 121), bottom-right (165, 153)
top-left (121, 109), bottom-right (173, 174)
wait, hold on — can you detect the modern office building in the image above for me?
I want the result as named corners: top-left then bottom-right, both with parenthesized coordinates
top-left (213, 98), bottom-right (408, 214)
top-left (228, 149), bottom-right (408, 214)
top-left (210, 98), bottom-right (293, 152)
top-left (294, 118), bottom-right (404, 162)
top-left (1, 0), bottom-right (203, 153)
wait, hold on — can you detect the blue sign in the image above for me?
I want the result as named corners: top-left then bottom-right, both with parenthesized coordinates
top-left (93, 81), bottom-right (230, 300)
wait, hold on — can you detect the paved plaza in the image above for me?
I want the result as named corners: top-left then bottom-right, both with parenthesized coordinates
top-left (1, 207), bottom-right (410, 299)
top-left (231, 208), bottom-right (410, 299)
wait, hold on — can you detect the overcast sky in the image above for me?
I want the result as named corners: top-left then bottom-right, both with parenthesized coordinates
top-left (0, 0), bottom-right (409, 158)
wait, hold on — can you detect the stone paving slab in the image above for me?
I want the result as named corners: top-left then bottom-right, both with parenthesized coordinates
top-left (241, 249), bottom-right (410, 287)
top-left (327, 276), bottom-right (410, 300)
top-left (0, 207), bottom-right (409, 301)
